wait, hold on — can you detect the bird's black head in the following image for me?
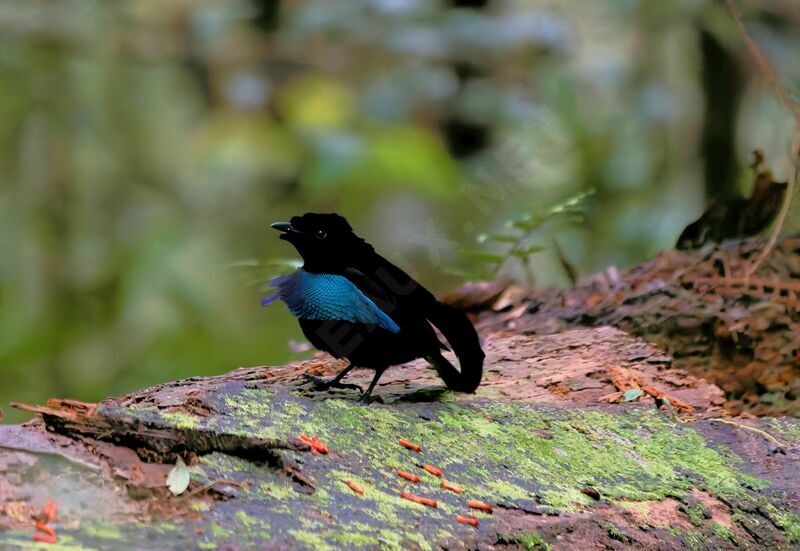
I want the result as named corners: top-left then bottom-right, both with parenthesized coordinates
top-left (271, 213), bottom-right (368, 272)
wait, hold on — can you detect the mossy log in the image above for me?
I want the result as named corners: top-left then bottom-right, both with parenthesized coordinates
top-left (1, 327), bottom-right (799, 549)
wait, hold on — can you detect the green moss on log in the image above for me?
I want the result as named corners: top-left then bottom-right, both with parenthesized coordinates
top-left (1, 382), bottom-right (797, 549)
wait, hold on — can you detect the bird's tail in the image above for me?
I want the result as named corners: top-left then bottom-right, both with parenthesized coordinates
top-left (425, 301), bottom-right (485, 393)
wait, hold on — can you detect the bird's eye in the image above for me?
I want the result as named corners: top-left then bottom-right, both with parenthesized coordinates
top-left (315, 229), bottom-right (327, 240)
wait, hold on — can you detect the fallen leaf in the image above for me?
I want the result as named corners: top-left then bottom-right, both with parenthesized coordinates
top-left (622, 389), bottom-right (644, 402)
top-left (166, 456), bottom-right (190, 496)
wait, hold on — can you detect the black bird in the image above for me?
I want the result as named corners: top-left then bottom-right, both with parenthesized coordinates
top-left (263, 213), bottom-right (484, 402)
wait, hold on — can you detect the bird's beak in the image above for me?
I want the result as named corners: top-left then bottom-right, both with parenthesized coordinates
top-left (270, 222), bottom-right (294, 233)
top-left (271, 221), bottom-right (302, 240)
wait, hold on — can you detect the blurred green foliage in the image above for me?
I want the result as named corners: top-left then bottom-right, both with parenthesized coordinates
top-left (1, 0), bottom-right (798, 422)
top-left (464, 189), bottom-right (593, 283)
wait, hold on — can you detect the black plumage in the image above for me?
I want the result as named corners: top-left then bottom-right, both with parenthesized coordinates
top-left (266, 213), bottom-right (485, 402)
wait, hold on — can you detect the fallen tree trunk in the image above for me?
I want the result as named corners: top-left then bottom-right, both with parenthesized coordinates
top-left (465, 234), bottom-right (800, 418)
top-left (1, 326), bottom-right (799, 549)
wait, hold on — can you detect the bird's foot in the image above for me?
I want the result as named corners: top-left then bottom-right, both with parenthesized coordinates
top-left (303, 374), bottom-right (362, 393)
top-left (358, 393), bottom-right (383, 404)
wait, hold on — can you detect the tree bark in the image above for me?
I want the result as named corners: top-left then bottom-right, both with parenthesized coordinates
top-left (1, 322), bottom-right (798, 549)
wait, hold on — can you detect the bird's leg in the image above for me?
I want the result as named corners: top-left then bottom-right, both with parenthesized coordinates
top-left (304, 362), bottom-right (362, 392)
top-left (359, 369), bottom-right (386, 404)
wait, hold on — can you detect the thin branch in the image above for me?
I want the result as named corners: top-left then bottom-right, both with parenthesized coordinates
top-left (709, 418), bottom-right (787, 449)
top-left (725, 0), bottom-right (800, 125)
top-left (175, 478), bottom-right (247, 500)
top-left (724, 0), bottom-right (800, 276)
top-left (745, 151), bottom-right (799, 276)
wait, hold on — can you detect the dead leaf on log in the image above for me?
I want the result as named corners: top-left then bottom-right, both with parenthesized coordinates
top-left (677, 150), bottom-right (787, 250)
top-left (166, 456), bottom-right (190, 496)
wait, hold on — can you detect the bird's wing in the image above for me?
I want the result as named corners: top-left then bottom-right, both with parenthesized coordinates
top-left (349, 256), bottom-right (452, 349)
top-left (342, 267), bottom-right (398, 311)
top-left (264, 270), bottom-right (400, 333)
top-left (351, 254), bottom-right (437, 310)
top-left (349, 247), bottom-right (483, 391)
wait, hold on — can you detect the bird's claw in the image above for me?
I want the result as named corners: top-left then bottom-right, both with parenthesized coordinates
top-left (358, 393), bottom-right (383, 404)
top-left (303, 374), bottom-right (362, 393)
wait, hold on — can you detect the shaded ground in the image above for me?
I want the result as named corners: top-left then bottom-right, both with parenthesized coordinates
top-left (1, 327), bottom-right (799, 549)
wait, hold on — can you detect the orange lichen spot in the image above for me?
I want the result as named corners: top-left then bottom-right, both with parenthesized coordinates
top-left (41, 500), bottom-right (57, 524)
top-left (299, 434), bottom-right (329, 454)
top-left (34, 521), bottom-right (55, 537)
top-left (400, 492), bottom-right (437, 508)
top-left (398, 439), bottom-right (421, 452)
top-left (467, 499), bottom-right (493, 513)
top-left (396, 470), bottom-right (420, 483)
top-left (344, 480), bottom-right (364, 495)
top-left (440, 481), bottom-right (463, 494)
top-left (456, 515), bottom-right (479, 527)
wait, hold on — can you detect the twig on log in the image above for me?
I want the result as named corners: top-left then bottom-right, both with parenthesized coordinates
top-left (710, 418), bottom-right (786, 449)
top-left (745, 156), bottom-right (800, 277)
top-left (176, 478), bottom-right (248, 501)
